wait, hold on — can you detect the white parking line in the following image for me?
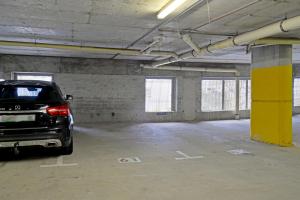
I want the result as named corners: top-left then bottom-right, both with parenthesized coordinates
top-left (175, 151), bottom-right (204, 160)
top-left (40, 156), bottom-right (78, 168)
top-left (227, 149), bottom-right (253, 155)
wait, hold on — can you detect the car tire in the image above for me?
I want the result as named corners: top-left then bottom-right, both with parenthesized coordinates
top-left (61, 138), bottom-right (73, 155)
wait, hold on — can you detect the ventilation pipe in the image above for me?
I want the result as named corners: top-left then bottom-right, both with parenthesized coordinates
top-left (0, 40), bottom-right (178, 58)
top-left (141, 64), bottom-right (239, 74)
top-left (145, 15), bottom-right (300, 68)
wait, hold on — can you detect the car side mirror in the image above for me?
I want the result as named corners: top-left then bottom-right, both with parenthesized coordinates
top-left (65, 94), bottom-right (73, 101)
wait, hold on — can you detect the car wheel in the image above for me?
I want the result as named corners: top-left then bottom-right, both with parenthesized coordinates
top-left (61, 138), bottom-right (73, 155)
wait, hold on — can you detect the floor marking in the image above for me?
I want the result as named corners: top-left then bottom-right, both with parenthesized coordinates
top-left (175, 151), bottom-right (204, 160)
top-left (40, 156), bottom-right (78, 168)
top-left (227, 149), bottom-right (253, 155)
top-left (118, 157), bottom-right (141, 163)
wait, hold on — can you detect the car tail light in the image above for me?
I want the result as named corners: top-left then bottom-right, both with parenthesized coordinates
top-left (47, 104), bottom-right (70, 117)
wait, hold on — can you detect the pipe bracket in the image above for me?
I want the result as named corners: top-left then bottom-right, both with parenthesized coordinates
top-left (280, 20), bottom-right (288, 32)
top-left (192, 50), bottom-right (198, 57)
top-left (206, 45), bottom-right (213, 53)
top-left (232, 37), bottom-right (238, 46)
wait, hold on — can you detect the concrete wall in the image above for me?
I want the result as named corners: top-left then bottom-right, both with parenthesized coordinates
top-left (0, 55), bottom-right (253, 123)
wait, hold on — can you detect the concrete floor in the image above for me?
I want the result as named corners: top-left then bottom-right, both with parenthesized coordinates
top-left (1, 117), bottom-right (300, 200)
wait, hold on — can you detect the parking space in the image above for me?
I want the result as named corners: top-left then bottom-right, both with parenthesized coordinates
top-left (1, 0), bottom-right (300, 199)
top-left (1, 118), bottom-right (300, 200)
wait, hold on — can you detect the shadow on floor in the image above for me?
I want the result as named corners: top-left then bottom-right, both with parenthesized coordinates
top-left (0, 147), bottom-right (60, 162)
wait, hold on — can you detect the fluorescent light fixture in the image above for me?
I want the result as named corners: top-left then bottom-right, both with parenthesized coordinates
top-left (157, 0), bottom-right (188, 19)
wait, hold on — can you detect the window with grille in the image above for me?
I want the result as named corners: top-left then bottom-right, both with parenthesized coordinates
top-left (247, 80), bottom-right (251, 109)
top-left (201, 80), bottom-right (223, 111)
top-left (201, 79), bottom-right (236, 112)
top-left (239, 79), bottom-right (251, 110)
top-left (239, 80), bottom-right (247, 110)
top-left (224, 80), bottom-right (236, 111)
top-left (294, 78), bottom-right (300, 107)
top-left (145, 78), bottom-right (176, 112)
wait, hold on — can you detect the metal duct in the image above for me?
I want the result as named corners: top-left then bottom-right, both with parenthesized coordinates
top-left (147, 15), bottom-right (300, 68)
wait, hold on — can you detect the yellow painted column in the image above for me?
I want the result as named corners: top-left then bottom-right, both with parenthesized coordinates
top-left (251, 45), bottom-right (293, 147)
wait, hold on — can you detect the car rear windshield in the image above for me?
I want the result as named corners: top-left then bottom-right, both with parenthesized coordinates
top-left (0, 85), bottom-right (63, 103)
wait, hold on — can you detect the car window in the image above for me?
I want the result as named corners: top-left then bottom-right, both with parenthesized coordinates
top-left (0, 85), bottom-right (63, 103)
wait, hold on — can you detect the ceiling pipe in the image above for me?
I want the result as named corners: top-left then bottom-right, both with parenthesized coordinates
top-left (147, 15), bottom-right (300, 68)
top-left (254, 37), bottom-right (300, 45)
top-left (159, 28), bottom-right (235, 37)
top-left (111, 0), bottom-right (208, 59)
top-left (181, 34), bottom-right (202, 55)
top-left (141, 65), bottom-right (239, 74)
top-left (141, 37), bottom-right (162, 54)
top-left (0, 40), bottom-right (178, 58)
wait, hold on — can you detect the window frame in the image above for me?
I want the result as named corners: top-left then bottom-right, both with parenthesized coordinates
top-left (145, 76), bottom-right (177, 113)
top-left (12, 72), bottom-right (54, 82)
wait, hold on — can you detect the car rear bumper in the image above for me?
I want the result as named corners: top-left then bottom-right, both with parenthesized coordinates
top-left (0, 139), bottom-right (62, 148)
top-left (0, 127), bottom-right (71, 148)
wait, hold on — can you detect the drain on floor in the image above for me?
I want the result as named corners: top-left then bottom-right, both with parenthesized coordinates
top-left (118, 157), bottom-right (141, 163)
top-left (227, 149), bottom-right (253, 155)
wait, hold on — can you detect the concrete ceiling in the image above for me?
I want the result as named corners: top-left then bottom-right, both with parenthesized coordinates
top-left (0, 0), bottom-right (299, 63)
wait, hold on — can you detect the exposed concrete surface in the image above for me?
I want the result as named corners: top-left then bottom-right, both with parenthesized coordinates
top-left (252, 45), bottom-right (292, 68)
top-left (0, 55), bottom-right (251, 123)
top-left (1, 117), bottom-right (300, 200)
top-left (0, 55), bottom-right (299, 123)
top-left (0, 0), bottom-right (300, 63)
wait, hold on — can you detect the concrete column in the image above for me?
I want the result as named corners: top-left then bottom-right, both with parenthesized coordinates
top-left (251, 45), bottom-right (293, 146)
top-left (182, 77), bottom-right (196, 121)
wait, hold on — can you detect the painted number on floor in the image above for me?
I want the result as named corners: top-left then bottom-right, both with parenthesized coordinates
top-left (118, 157), bottom-right (141, 163)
